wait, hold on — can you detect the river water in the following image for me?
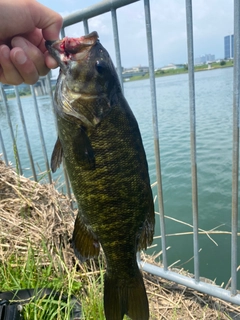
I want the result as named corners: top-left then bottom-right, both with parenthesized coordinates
top-left (0, 67), bottom-right (239, 287)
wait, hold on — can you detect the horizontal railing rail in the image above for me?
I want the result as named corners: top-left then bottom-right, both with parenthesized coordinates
top-left (62, 0), bottom-right (140, 28)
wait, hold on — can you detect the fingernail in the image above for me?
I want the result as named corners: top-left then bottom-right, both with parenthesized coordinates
top-left (15, 50), bottom-right (27, 65)
top-left (0, 45), bottom-right (10, 59)
top-left (11, 37), bottom-right (27, 50)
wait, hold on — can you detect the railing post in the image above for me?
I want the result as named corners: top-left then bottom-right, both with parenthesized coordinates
top-left (30, 85), bottom-right (52, 183)
top-left (0, 129), bottom-right (8, 165)
top-left (231, 0), bottom-right (240, 296)
top-left (111, 8), bottom-right (124, 91)
top-left (143, 0), bottom-right (168, 270)
top-left (185, 0), bottom-right (199, 282)
top-left (14, 86), bottom-right (37, 181)
top-left (83, 19), bottom-right (89, 34)
top-left (0, 84), bottom-right (22, 175)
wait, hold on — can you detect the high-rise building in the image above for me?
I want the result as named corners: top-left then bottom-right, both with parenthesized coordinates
top-left (224, 34), bottom-right (234, 59)
top-left (194, 54), bottom-right (215, 65)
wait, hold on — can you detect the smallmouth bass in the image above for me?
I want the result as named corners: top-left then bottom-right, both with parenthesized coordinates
top-left (46, 31), bottom-right (155, 320)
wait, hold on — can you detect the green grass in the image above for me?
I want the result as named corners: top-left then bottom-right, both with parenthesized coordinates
top-left (125, 60), bottom-right (234, 82)
top-left (0, 240), bottom-right (134, 319)
top-left (0, 241), bottom-right (106, 319)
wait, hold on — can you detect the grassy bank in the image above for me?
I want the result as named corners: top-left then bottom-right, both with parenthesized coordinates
top-left (126, 60), bottom-right (233, 82)
top-left (0, 159), bottom-right (106, 319)
top-left (0, 160), bottom-right (239, 319)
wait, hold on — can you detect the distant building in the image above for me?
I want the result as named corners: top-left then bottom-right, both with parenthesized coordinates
top-left (160, 63), bottom-right (185, 71)
top-left (122, 66), bottom-right (149, 79)
top-left (194, 54), bottom-right (215, 65)
top-left (123, 66), bottom-right (149, 73)
top-left (224, 34), bottom-right (234, 59)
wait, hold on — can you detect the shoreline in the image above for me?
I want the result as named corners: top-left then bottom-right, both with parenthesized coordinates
top-left (0, 64), bottom-right (233, 102)
top-left (124, 64), bottom-right (233, 82)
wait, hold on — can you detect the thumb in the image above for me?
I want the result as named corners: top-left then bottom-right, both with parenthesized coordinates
top-left (29, 2), bottom-right (63, 40)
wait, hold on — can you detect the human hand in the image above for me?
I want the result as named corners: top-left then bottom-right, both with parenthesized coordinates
top-left (0, 0), bottom-right (62, 85)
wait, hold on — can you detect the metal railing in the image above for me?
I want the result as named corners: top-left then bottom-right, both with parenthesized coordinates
top-left (0, 0), bottom-right (239, 306)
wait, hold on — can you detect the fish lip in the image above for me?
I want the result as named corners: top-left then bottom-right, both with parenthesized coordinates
top-left (45, 31), bottom-right (99, 62)
top-left (64, 31), bottom-right (99, 54)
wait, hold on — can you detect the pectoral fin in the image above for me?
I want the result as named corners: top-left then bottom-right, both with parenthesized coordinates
top-left (51, 137), bottom-right (63, 173)
top-left (73, 127), bottom-right (95, 170)
top-left (72, 211), bottom-right (100, 262)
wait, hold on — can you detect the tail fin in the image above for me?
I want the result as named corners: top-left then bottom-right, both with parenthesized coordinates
top-left (104, 269), bottom-right (149, 320)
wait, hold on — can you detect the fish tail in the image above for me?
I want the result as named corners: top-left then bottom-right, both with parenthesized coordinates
top-left (104, 269), bottom-right (149, 320)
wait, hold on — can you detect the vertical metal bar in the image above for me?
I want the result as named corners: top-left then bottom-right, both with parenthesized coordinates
top-left (0, 84), bottom-right (6, 101)
top-left (14, 86), bottom-right (37, 181)
top-left (185, 0), bottom-right (199, 282)
top-left (30, 85), bottom-right (52, 184)
top-left (143, 0), bottom-right (167, 270)
top-left (0, 84), bottom-right (22, 175)
top-left (111, 8), bottom-right (124, 91)
top-left (40, 80), bottom-right (46, 95)
top-left (231, 0), bottom-right (240, 295)
top-left (46, 73), bottom-right (73, 204)
top-left (61, 28), bottom-right (66, 39)
top-left (83, 19), bottom-right (89, 34)
top-left (45, 74), bottom-right (55, 111)
top-left (0, 129), bottom-right (8, 165)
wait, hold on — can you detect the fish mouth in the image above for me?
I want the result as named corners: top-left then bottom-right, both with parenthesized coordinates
top-left (45, 31), bottom-right (99, 68)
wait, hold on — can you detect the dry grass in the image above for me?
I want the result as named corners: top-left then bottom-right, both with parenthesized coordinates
top-left (0, 159), bottom-right (75, 271)
top-left (0, 159), bottom-right (240, 319)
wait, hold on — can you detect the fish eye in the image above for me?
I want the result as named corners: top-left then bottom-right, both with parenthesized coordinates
top-left (95, 60), bottom-right (106, 74)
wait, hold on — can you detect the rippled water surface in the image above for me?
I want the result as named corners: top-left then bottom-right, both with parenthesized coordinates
top-left (0, 67), bottom-right (239, 287)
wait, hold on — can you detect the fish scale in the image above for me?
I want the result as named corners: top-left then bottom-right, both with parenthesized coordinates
top-left (46, 31), bottom-right (155, 320)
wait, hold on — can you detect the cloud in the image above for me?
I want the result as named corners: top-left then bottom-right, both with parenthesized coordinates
top-left (56, 0), bottom-right (234, 68)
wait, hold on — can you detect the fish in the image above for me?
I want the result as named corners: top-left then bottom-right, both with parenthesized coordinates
top-left (45, 31), bottom-right (155, 320)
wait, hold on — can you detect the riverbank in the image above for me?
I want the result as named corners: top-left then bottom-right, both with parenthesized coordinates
top-left (0, 61), bottom-right (233, 102)
top-left (125, 60), bottom-right (233, 82)
top-left (0, 159), bottom-right (239, 319)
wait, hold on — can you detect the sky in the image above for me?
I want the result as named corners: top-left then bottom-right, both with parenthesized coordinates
top-left (38, 0), bottom-right (234, 69)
